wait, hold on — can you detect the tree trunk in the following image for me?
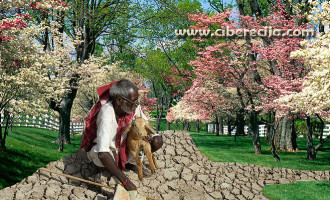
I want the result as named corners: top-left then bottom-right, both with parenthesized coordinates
top-left (270, 124), bottom-right (280, 162)
top-left (50, 82), bottom-right (78, 151)
top-left (236, 0), bottom-right (246, 16)
top-left (195, 120), bottom-right (200, 133)
top-left (265, 111), bottom-right (273, 144)
top-left (274, 114), bottom-right (298, 151)
top-left (1, 111), bottom-right (10, 151)
top-left (186, 122), bottom-right (190, 131)
top-left (152, 82), bottom-right (162, 132)
top-left (183, 121), bottom-right (190, 131)
top-left (166, 121), bottom-right (170, 130)
top-left (316, 114), bottom-right (324, 145)
top-left (71, 122), bottom-right (75, 140)
top-left (215, 115), bottom-right (220, 136)
top-left (249, 0), bottom-right (262, 17)
top-left (236, 109), bottom-right (245, 135)
top-left (306, 116), bottom-right (316, 160)
top-left (157, 107), bottom-right (165, 131)
top-left (314, 114), bottom-right (330, 151)
top-left (227, 117), bottom-right (232, 136)
top-left (219, 118), bottom-right (224, 135)
top-left (155, 95), bottom-right (165, 132)
top-left (247, 123), bottom-right (252, 137)
top-left (165, 96), bottom-right (173, 131)
top-left (249, 110), bottom-right (261, 154)
top-left (0, 112), bottom-right (2, 144)
top-left (59, 105), bottom-right (71, 144)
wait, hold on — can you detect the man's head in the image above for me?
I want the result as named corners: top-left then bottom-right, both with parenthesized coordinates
top-left (110, 79), bottom-right (139, 115)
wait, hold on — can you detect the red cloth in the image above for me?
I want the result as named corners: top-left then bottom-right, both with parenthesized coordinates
top-left (115, 111), bottom-right (135, 169)
top-left (80, 81), bottom-right (135, 169)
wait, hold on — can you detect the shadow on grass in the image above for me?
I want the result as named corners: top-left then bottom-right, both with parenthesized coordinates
top-left (11, 127), bottom-right (58, 141)
top-left (315, 182), bottom-right (330, 187)
top-left (0, 149), bottom-right (42, 188)
top-left (0, 127), bottom-right (81, 189)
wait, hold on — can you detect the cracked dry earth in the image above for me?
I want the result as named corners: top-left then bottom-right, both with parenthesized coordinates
top-left (1, 130), bottom-right (329, 200)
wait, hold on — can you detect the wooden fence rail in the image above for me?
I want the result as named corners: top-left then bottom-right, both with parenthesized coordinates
top-left (207, 124), bottom-right (330, 137)
top-left (0, 113), bottom-right (84, 134)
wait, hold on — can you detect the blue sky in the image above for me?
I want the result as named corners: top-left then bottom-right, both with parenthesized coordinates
top-left (200, 0), bottom-right (237, 12)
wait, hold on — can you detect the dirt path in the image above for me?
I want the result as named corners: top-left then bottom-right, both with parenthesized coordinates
top-left (1, 130), bottom-right (329, 200)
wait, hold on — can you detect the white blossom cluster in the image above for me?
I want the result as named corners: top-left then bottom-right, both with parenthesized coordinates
top-left (35, 0), bottom-right (71, 12)
top-left (0, 0), bottom-right (108, 118)
top-left (168, 100), bottom-right (203, 123)
top-left (0, 0), bottom-right (32, 10)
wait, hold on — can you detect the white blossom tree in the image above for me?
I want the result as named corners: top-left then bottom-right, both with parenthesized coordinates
top-left (278, 1), bottom-right (330, 159)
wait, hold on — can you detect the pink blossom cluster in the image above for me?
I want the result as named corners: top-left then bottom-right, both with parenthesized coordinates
top-left (176, 2), bottom-right (312, 120)
top-left (131, 78), bottom-right (157, 116)
top-left (0, 17), bottom-right (27, 42)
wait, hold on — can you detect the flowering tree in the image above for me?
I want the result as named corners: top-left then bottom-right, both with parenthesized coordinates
top-left (167, 79), bottom-right (239, 131)
top-left (277, 1), bottom-right (330, 159)
top-left (0, 0), bottom-right (50, 151)
top-left (0, 0), bottom-right (110, 151)
top-left (181, 2), bottom-right (312, 155)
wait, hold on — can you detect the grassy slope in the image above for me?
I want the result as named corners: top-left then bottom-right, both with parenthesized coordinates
top-left (262, 181), bottom-right (330, 200)
top-left (189, 132), bottom-right (330, 171)
top-left (0, 127), bottom-right (81, 189)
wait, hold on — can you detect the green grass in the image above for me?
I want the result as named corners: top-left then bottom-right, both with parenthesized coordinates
top-left (189, 132), bottom-right (330, 171)
top-left (149, 118), bottom-right (208, 132)
top-left (151, 119), bottom-right (330, 170)
top-left (262, 181), bottom-right (330, 200)
top-left (0, 127), bottom-right (81, 190)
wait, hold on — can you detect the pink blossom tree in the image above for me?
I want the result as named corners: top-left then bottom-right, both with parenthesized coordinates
top-left (180, 2), bottom-right (312, 154)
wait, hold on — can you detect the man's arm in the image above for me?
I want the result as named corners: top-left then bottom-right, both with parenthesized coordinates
top-left (95, 104), bottom-right (136, 191)
top-left (98, 152), bottom-right (137, 191)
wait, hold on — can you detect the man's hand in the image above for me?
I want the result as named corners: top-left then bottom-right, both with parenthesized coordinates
top-left (142, 135), bottom-right (152, 143)
top-left (124, 180), bottom-right (137, 191)
top-left (98, 152), bottom-right (137, 191)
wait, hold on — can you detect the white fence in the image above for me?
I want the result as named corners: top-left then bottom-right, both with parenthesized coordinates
top-left (0, 113), bottom-right (84, 134)
top-left (207, 124), bottom-right (330, 137)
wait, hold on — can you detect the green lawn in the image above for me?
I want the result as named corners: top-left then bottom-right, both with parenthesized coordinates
top-left (189, 132), bottom-right (330, 171)
top-left (262, 181), bottom-right (330, 200)
top-left (0, 127), bottom-right (81, 190)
